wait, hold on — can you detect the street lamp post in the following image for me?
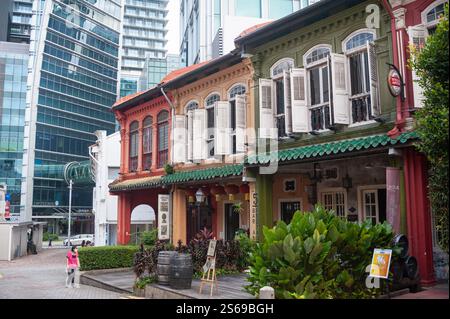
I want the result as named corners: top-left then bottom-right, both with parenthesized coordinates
top-left (68, 179), bottom-right (73, 246)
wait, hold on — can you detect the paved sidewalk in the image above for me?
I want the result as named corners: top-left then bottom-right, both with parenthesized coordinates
top-left (393, 283), bottom-right (449, 299)
top-left (0, 249), bottom-right (126, 299)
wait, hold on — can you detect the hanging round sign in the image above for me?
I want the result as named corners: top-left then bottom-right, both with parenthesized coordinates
top-left (387, 69), bottom-right (402, 97)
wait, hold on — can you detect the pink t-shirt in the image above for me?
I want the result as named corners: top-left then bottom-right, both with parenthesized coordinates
top-left (67, 251), bottom-right (79, 269)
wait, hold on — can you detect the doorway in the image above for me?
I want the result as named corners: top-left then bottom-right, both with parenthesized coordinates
top-left (187, 203), bottom-right (212, 241)
top-left (224, 203), bottom-right (240, 240)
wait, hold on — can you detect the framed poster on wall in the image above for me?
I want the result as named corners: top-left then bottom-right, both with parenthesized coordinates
top-left (158, 194), bottom-right (170, 240)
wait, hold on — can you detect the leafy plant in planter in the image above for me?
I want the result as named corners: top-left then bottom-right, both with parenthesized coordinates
top-left (233, 202), bottom-right (245, 214)
top-left (246, 205), bottom-right (397, 299)
top-left (164, 163), bottom-right (174, 175)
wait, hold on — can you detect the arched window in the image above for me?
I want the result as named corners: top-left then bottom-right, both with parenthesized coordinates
top-left (304, 46), bottom-right (331, 131)
top-left (142, 116), bottom-right (153, 170)
top-left (205, 93), bottom-right (220, 158)
top-left (157, 110), bottom-right (169, 168)
top-left (129, 121), bottom-right (139, 172)
top-left (185, 100), bottom-right (199, 112)
top-left (343, 30), bottom-right (377, 123)
top-left (228, 84), bottom-right (246, 100)
top-left (422, 1), bottom-right (446, 33)
top-left (270, 58), bottom-right (294, 77)
top-left (270, 58), bottom-right (294, 137)
top-left (305, 46), bottom-right (331, 64)
top-left (228, 84), bottom-right (246, 154)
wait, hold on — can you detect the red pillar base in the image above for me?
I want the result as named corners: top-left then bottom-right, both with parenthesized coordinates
top-left (403, 148), bottom-right (436, 285)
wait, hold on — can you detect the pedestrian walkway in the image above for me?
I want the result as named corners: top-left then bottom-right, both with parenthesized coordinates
top-left (0, 249), bottom-right (126, 299)
top-left (81, 268), bottom-right (254, 299)
top-left (392, 283), bottom-right (449, 299)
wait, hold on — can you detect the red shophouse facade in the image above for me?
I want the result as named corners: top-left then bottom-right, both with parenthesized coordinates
top-left (112, 93), bottom-right (172, 245)
top-left (384, 0), bottom-right (447, 284)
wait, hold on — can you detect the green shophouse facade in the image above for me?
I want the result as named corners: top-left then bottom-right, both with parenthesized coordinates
top-left (237, 0), bottom-right (434, 283)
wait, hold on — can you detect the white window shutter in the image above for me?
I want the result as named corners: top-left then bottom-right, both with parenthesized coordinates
top-left (283, 71), bottom-right (292, 135)
top-left (187, 110), bottom-right (193, 161)
top-left (408, 25), bottom-right (428, 108)
top-left (290, 68), bottom-right (309, 132)
top-left (235, 95), bottom-right (246, 153)
top-left (173, 115), bottom-right (187, 163)
top-left (330, 53), bottom-right (350, 124)
top-left (215, 101), bottom-right (231, 155)
top-left (259, 78), bottom-right (276, 139)
top-left (192, 109), bottom-right (207, 160)
top-left (367, 42), bottom-right (380, 117)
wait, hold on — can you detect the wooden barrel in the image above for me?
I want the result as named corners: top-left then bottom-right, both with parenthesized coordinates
top-left (169, 253), bottom-right (193, 289)
top-left (157, 251), bottom-right (177, 285)
top-left (403, 256), bottom-right (419, 280)
top-left (393, 234), bottom-right (409, 259)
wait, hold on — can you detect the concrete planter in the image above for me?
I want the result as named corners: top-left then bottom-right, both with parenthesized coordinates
top-left (134, 286), bottom-right (145, 297)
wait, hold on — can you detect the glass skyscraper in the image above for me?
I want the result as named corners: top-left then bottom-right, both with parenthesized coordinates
top-left (120, 0), bottom-right (168, 97)
top-left (8, 0), bottom-right (33, 43)
top-left (0, 41), bottom-right (29, 220)
top-left (20, 0), bottom-right (121, 231)
top-left (138, 53), bottom-right (181, 91)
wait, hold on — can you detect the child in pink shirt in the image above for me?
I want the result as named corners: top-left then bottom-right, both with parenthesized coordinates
top-left (66, 246), bottom-right (80, 288)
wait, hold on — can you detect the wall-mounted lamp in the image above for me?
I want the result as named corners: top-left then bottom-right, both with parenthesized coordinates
top-left (195, 188), bottom-right (205, 204)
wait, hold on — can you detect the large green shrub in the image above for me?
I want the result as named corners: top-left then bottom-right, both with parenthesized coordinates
top-left (410, 5), bottom-right (449, 253)
top-left (139, 229), bottom-right (158, 246)
top-left (246, 206), bottom-right (396, 299)
top-left (78, 246), bottom-right (139, 271)
top-left (43, 232), bottom-right (59, 241)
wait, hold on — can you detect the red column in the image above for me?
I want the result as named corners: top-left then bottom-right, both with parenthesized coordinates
top-left (117, 193), bottom-right (131, 245)
top-left (403, 148), bottom-right (435, 285)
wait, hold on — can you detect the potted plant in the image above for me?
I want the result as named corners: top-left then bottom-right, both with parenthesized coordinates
top-left (233, 202), bottom-right (245, 214)
top-left (164, 163), bottom-right (174, 175)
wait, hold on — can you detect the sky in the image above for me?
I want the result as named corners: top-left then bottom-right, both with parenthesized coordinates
top-left (166, 0), bottom-right (180, 55)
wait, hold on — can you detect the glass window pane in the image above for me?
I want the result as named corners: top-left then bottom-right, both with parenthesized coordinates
top-left (235, 0), bottom-right (261, 18)
top-left (269, 0), bottom-right (293, 19)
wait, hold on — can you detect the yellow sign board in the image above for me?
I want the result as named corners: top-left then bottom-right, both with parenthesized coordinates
top-left (369, 248), bottom-right (392, 279)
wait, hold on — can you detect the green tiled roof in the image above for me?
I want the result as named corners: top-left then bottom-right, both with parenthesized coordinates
top-left (247, 131), bottom-right (418, 165)
top-left (109, 164), bottom-right (243, 192)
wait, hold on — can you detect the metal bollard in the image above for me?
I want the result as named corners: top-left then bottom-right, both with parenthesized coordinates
top-left (259, 286), bottom-right (275, 299)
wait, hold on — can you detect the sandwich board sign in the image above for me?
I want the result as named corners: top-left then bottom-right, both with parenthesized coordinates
top-left (369, 248), bottom-right (392, 279)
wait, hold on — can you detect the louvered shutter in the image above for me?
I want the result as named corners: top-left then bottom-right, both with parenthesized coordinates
top-left (330, 53), bottom-right (350, 124)
top-left (408, 25), bottom-right (428, 108)
top-left (192, 109), bottom-right (207, 160)
top-left (173, 115), bottom-right (186, 163)
top-left (235, 95), bottom-right (246, 153)
top-left (215, 101), bottom-right (231, 155)
top-left (283, 71), bottom-right (292, 135)
top-left (290, 68), bottom-right (309, 132)
top-left (367, 42), bottom-right (380, 116)
top-left (187, 110), bottom-right (193, 161)
top-left (259, 78), bottom-right (276, 139)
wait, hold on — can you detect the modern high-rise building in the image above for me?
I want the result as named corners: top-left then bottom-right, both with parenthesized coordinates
top-left (138, 53), bottom-right (181, 91)
top-left (120, 0), bottom-right (168, 97)
top-left (0, 41), bottom-right (29, 220)
top-left (179, 0), bottom-right (321, 66)
top-left (8, 0), bottom-right (33, 43)
top-left (20, 0), bottom-right (122, 232)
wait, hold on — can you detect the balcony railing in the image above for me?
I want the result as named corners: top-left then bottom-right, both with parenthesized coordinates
top-left (310, 104), bottom-right (331, 131)
top-left (351, 93), bottom-right (372, 123)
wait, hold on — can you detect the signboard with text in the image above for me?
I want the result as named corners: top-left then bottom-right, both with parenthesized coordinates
top-left (158, 194), bottom-right (170, 240)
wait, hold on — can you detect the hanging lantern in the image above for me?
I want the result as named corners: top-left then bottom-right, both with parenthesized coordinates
top-left (185, 188), bottom-right (196, 203)
top-left (224, 184), bottom-right (239, 201)
top-left (210, 185), bottom-right (225, 201)
top-left (239, 183), bottom-right (250, 201)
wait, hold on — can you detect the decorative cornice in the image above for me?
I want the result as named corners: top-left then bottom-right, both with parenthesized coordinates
top-left (393, 7), bottom-right (407, 30)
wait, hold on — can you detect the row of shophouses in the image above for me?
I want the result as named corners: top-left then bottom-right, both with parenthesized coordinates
top-left (109, 0), bottom-right (448, 284)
